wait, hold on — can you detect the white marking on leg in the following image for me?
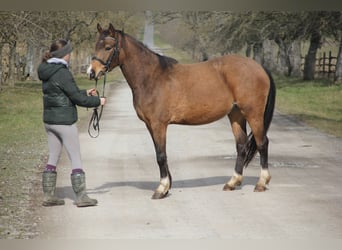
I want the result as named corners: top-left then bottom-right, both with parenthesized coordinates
top-left (156, 177), bottom-right (170, 194)
top-left (227, 172), bottom-right (243, 188)
top-left (258, 169), bottom-right (271, 186)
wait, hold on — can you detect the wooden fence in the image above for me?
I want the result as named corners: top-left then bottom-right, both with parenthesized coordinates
top-left (301, 51), bottom-right (337, 78)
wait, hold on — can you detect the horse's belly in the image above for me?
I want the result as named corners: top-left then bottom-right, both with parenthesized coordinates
top-left (171, 96), bottom-right (234, 125)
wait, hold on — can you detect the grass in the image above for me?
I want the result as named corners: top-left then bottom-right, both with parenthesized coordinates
top-left (274, 76), bottom-right (342, 137)
top-left (0, 81), bottom-right (46, 238)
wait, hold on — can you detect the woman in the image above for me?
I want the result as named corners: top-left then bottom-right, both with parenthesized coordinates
top-left (38, 39), bottom-right (106, 207)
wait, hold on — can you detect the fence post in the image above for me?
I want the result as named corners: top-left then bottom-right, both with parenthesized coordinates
top-left (322, 52), bottom-right (326, 75)
top-left (329, 51), bottom-right (332, 76)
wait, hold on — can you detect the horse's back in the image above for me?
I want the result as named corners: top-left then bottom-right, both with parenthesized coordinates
top-left (172, 54), bottom-right (270, 100)
top-left (175, 54), bottom-right (269, 85)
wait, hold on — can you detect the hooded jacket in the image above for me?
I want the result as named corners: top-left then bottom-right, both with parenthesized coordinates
top-left (38, 61), bottom-right (100, 125)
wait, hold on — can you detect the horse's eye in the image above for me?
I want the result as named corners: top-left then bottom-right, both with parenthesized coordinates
top-left (105, 47), bottom-right (112, 51)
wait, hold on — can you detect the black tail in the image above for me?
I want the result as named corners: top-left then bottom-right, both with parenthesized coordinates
top-left (243, 67), bottom-right (276, 167)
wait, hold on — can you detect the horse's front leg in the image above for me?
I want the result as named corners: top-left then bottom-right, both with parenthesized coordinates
top-left (146, 122), bottom-right (172, 199)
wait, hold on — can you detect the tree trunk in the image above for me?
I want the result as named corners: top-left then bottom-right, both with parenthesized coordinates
top-left (303, 31), bottom-right (321, 80)
top-left (275, 38), bottom-right (288, 76)
top-left (335, 36), bottom-right (342, 83)
top-left (8, 41), bottom-right (17, 86)
top-left (252, 42), bottom-right (263, 64)
top-left (0, 43), bottom-right (3, 88)
top-left (25, 41), bottom-right (34, 80)
top-left (262, 40), bottom-right (276, 72)
top-left (245, 43), bottom-right (252, 57)
top-left (288, 40), bottom-right (302, 77)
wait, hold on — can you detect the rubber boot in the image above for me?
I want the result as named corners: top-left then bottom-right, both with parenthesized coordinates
top-left (42, 171), bottom-right (65, 206)
top-left (71, 171), bottom-right (97, 207)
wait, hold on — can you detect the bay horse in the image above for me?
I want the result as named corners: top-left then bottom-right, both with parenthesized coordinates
top-left (89, 23), bottom-right (276, 199)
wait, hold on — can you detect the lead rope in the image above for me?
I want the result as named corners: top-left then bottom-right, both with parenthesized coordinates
top-left (88, 73), bottom-right (107, 138)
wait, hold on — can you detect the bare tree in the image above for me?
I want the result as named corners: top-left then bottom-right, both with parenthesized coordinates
top-left (0, 11), bottom-right (144, 84)
top-left (334, 12), bottom-right (342, 83)
top-left (303, 11), bottom-right (342, 80)
top-left (336, 36), bottom-right (342, 83)
top-left (0, 12), bottom-right (20, 85)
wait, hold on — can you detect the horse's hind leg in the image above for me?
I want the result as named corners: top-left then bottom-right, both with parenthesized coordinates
top-left (145, 122), bottom-right (172, 199)
top-left (223, 106), bottom-right (247, 191)
top-left (254, 134), bottom-right (271, 192)
top-left (247, 120), bottom-right (271, 192)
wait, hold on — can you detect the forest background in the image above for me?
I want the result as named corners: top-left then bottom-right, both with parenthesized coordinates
top-left (0, 10), bottom-right (341, 87)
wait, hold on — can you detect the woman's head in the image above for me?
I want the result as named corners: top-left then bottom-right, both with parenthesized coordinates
top-left (42, 39), bottom-right (73, 62)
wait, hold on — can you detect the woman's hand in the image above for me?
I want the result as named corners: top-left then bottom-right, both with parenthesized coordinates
top-left (88, 88), bottom-right (105, 105)
top-left (87, 88), bottom-right (97, 96)
top-left (100, 97), bottom-right (106, 106)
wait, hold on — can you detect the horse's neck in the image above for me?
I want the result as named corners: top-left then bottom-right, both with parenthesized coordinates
top-left (120, 40), bottom-right (159, 92)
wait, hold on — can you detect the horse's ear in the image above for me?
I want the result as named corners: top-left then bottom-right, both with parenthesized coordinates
top-left (97, 23), bottom-right (103, 33)
top-left (109, 23), bottom-right (116, 34)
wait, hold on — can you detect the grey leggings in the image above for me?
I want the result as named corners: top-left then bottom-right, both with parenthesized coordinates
top-left (44, 123), bottom-right (82, 170)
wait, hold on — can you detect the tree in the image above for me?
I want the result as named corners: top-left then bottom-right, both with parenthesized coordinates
top-left (0, 11), bottom-right (53, 84)
top-left (181, 11), bottom-right (213, 60)
top-left (334, 12), bottom-right (342, 83)
top-left (303, 11), bottom-right (342, 80)
top-left (336, 35), bottom-right (342, 83)
top-left (266, 12), bottom-right (304, 76)
top-left (0, 11), bottom-right (144, 84)
top-left (0, 12), bottom-right (20, 85)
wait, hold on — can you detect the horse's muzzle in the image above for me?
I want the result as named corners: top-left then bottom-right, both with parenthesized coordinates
top-left (87, 64), bottom-right (105, 80)
top-left (89, 70), bottom-right (96, 80)
top-left (87, 65), bottom-right (96, 80)
top-left (88, 68), bottom-right (102, 81)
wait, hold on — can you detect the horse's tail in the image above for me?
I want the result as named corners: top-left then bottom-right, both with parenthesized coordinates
top-left (243, 67), bottom-right (276, 167)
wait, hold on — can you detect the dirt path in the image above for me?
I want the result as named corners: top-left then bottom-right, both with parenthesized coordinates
top-left (34, 80), bottom-right (342, 239)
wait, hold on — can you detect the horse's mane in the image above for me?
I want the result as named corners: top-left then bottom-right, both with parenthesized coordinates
top-left (122, 31), bottom-right (178, 71)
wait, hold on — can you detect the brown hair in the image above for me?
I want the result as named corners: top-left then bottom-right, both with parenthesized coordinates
top-left (42, 39), bottom-right (69, 62)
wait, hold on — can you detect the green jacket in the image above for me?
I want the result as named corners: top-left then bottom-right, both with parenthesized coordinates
top-left (38, 62), bottom-right (100, 125)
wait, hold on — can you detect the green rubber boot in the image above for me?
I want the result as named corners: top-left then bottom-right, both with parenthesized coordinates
top-left (71, 171), bottom-right (97, 207)
top-left (42, 171), bottom-right (65, 206)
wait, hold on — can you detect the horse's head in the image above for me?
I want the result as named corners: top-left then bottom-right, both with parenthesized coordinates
top-left (88, 23), bottom-right (121, 80)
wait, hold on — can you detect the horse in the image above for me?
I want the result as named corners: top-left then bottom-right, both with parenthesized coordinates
top-left (89, 23), bottom-right (276, 199)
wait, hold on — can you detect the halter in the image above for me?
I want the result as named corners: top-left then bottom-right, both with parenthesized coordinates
top-left (91, 35), bottom-right (120, 73)
top-left (88, 33), bottom-right (120, 138)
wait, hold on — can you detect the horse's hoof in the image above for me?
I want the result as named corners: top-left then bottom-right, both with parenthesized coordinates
top-left (223, 184), bottom-right (235, 191)
top-left (254, 185), bottom-right (267, 192)
top-left (151, 191), bottom-right (169, 199)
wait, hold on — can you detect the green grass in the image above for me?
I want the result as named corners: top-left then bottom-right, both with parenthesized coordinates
top-left (0, 81), bottom-right (45, 238)
top-left (275, 76), bottom-right (342, 137)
